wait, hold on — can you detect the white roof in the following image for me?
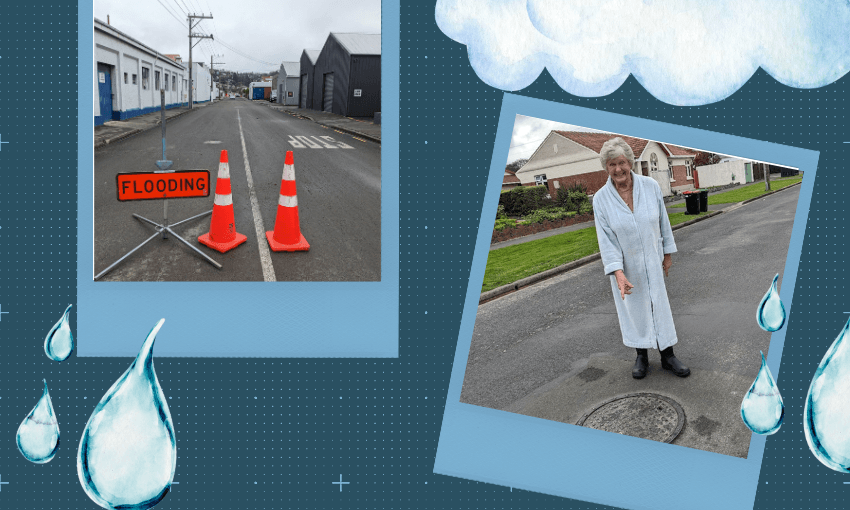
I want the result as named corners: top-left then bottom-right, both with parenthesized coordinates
top-left (332, 33), bottom-right (381, 55)
top-left (280, 61), bottom-right (300, 77)
top-left (250, 81), bottom-right (272, 87)
top-left (303, 49), bottom-right (321, 64)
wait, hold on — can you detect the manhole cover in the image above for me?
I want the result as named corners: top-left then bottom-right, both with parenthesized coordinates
top-left (576, 393), bottom-right (685, 443)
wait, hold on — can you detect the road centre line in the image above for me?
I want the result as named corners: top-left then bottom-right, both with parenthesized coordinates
top-left (237, 109), bottom-right (276, 282)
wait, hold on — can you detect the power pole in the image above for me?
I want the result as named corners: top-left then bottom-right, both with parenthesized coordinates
top-left (211, 54), bottom-right (225, 99)
top-left (187, 13), bottom-right (213, 109)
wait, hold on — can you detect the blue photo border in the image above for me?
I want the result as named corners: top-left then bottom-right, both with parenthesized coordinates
top-left (434, 93), bottom-right (818, 509)
top-left (78, 0), bottom-right (399, 357)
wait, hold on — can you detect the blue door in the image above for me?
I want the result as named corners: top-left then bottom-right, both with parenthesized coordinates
top-left (253, 87), bottom-right (264, 100)
top-left (95, 64), bottom-right (113, 126)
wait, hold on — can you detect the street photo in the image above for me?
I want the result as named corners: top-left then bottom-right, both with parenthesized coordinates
top-left (93, 0), bottom-right (381, 281)
top-left (462, 114), bottom-right (804, 458)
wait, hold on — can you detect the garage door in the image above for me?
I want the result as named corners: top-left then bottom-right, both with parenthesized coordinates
top-left (300, 75), bottom-right (307, 108)
top-left (322, 73), bottom-right (334, 113)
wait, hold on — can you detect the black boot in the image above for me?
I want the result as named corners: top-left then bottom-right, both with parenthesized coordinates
top-left (660, 346), bottom-right (690, 377)
top-left (632, 348), bottom-right (648, 379)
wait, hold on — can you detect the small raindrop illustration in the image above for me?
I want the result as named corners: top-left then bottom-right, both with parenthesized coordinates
top-left (44, 304), bottom-right (74, 362)
top-left (757, 274), bottom-right (786, 332)
top-left (805, 317), bottom-right (850, 472)
top-left (17, 380), bottom-right (60, 463)
top-left (77, 319), bottom-right (176, 510)
top-left (740, 351), bottom-right (784, 435)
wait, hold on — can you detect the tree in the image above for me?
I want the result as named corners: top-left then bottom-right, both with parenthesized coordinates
top-left (505, 158), bottom-right (529, 173)
top-left (693, 151), bottom-right (722, 167)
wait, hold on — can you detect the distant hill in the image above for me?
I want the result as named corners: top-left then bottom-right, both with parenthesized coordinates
top-left (212, 69), bottom-right (278, 93)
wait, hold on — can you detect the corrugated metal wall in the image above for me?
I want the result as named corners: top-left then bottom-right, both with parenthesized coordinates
top-left (347, 55), bottom-right (381, 117)
top-left (312, 36), bottom-right (351, 116)
top-left (300, 52), bottom-right (315, 109)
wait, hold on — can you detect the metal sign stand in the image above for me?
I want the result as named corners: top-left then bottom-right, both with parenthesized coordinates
top-left (95, 90), bottom-right (221, 281)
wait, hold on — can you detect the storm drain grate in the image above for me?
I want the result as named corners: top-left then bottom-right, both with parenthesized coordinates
top-left (576, 392), bottom-right (685, 443)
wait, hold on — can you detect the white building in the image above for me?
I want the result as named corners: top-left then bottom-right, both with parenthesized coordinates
top-left (249, 81), bottom-right (272, 100)
top-left (277, 62), bottom-right (300, 106)
top-left (94, 18), bottom-right (189, 125)
top-left (191, 62), bottom-right (216, 104)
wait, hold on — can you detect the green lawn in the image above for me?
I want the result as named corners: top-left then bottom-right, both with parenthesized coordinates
top-left (669, 176), bottom-right (802, 208)
top-left (667, 210), bottom-right (712, 226)
top-left (483, 227), bottom-right (599, 292)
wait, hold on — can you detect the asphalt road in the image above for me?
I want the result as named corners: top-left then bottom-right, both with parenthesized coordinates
top-left (461, 185), bottom-right (800, 412)
top-left (93, 99), bottom-right (381, 281)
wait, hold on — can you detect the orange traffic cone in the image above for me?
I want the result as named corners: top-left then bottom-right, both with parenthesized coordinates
top-left (199, 150), bottom-right (247, 253)
top-left (265, 151), bottom-right (310, 251)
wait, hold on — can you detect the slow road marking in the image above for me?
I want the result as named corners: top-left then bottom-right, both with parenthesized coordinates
top-left (287, 135), bottom-right (353, 149)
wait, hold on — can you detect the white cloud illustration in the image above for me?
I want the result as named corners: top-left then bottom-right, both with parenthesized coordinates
top-left (435, 0), bottom-right (850, 105)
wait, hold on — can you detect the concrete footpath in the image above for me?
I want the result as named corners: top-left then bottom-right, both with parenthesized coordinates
top-left (95, 101), bottom-right (215, 149)
top-left (257, 101), bottom-right (381, 144)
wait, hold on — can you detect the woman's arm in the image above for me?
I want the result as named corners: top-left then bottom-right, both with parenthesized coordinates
top-left (593, 196), bottom-right (624, 276)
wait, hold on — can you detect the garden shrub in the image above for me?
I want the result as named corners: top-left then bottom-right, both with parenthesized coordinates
top-left (499, 185), bottom-right (549, 216)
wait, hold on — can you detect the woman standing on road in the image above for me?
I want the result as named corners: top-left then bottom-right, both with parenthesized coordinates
top-left (592, 137), bottom-right (690, 379)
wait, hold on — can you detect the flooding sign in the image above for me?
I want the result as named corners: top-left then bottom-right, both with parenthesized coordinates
top-left (116, 170), bottom-right (210, 201)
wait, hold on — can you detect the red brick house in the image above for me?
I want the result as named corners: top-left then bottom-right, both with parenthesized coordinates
top-left (502, 167), bottom-right (521, 190)
top-left (515, 131), bottom-right (697, 197)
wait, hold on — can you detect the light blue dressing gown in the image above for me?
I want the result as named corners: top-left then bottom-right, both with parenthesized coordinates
top-left (592, 172), bottom-right (679, 350)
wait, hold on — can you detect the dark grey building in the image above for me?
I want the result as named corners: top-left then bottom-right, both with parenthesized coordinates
top-left (299, 49), bottom-right (321, 109)
top-left (311, 33), bottom-right (381, 117)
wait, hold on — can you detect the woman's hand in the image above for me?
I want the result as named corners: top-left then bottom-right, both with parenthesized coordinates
top-left (662, 254), bottom-right (672, 277)
top-left (614, 270), bottom-right (634, 300)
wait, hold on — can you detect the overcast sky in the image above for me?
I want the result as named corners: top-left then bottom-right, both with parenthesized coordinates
top-left (507, 115), bottom-right (605, 164)
top-left (94, 0), bottom-right (381, 73)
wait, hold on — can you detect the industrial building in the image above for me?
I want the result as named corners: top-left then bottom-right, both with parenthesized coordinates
top-left (311, 33), bottom-right (381, 117)
top-left (94, 18), bottom-right (189, 125)
top-left (191, 62), bottom-right (216, 104)
top-left (249, 81), bottom-right (272, 100)
top-left (277, 62), bottom-right (301, 106)
top-left (299, 49), bottom-right (321, 109)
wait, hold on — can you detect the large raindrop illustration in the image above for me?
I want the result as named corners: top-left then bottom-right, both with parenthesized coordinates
top-left (17, 380), bottom-right (60, 463)
top-left (805, 317), bottom-right (850, 472)
top-left (44, 304), bottom-right (74, 362)
top-left (77, 319), bottom-right (176, 510)
top-left (756, 274), bottom-right (786, 332)
top-left (740, 351), bottom-right (784, 435)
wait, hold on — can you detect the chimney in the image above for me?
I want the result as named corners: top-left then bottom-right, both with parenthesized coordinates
top-left (107, 15), bottom-right (110, 25)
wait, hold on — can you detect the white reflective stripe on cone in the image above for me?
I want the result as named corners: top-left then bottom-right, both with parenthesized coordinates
top-left (282, 164), bottom-right (295, 182)
top-left (218, 162), bottom-right (230, 179)
top-left (279, 195), bottom-right (298, 208)
top-left (214, 193), bottom-right (233, 206)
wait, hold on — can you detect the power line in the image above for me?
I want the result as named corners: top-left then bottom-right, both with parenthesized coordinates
top-left (155, 0), bottom-right (187, 28)
top-left (509, 136), bottom-right (548, 149)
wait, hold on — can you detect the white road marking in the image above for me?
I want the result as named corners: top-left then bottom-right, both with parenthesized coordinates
top-left (287, 134), bottom-right (354, 149)
top-left (203, 141), bottom-right (222, 144)
top-left (237, 109), bottom-right (276, 282)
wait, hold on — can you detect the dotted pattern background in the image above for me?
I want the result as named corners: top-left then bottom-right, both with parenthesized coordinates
top-left (0, 2), bottom-right (846, 510)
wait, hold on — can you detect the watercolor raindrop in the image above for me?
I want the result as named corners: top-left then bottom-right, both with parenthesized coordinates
top-left (77, 319), bottom-right (176, 510)
top-left (44, 304), bottom-right (74, 362)
top-left (805, 317), bottom-right (850, 472)
top-left (757, 274), bottom-right (785, 332)
top-left (740, 351), bottom-right (784, 435)
top-left (17, 380), bottom-right (60, 463)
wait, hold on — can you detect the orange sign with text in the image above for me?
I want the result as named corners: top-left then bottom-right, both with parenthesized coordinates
top-left (116, 170), bottom-right (210, 201)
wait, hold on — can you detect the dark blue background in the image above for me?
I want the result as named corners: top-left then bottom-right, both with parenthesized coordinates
top-left (0, 2), bottom-right (844, 509)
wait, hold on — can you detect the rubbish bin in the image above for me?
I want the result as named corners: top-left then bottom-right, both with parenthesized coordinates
top-left (683, 191), bottom-right (700, 215)
top-left (699, 190), bottom-right (708, 212)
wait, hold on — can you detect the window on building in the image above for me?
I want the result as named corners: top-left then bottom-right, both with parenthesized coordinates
top-left (686, 160), bottom-right (693, 179)
top-left (164, 74), bottom-right (169, 91)
top-left (668, 163), bottom-right (674, 182)
top-left (142, 68), bottom-right (149, 90)
top-left (534, 174), bottom-right (548, 187)
top-left (172, 75), bottom-right (176, 90)
top-left (155, 71), bottom-right (161, 90)
top-left (650, 153), bottom-right (658, 173)
top-left (124, 73), bottom-right (128, 84)
top-left (132, 74), bottom-right (137, 85)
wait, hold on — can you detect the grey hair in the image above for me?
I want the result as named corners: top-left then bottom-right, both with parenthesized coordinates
top-left (599, 137), bottom-right (635, 171)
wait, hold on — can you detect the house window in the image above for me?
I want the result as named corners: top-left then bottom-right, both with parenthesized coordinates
top-left (155, 71), bottom-right (161, 90)
top-left (142, 68), bottom-right (149, 89)
top-left (686, 160), bottom-right (693, 180)
top-left (172, 75), bottom-right (176, 90)
top-left (124, 72), bottom-right (128, 84)
top-left (668, 163), bottom-right (674, 182)
top-left (164, 73), bottom-right (169, 91)
top-left (132, 74), bottom-right (137, 85)
top-left (534, 174), bottom-right (548, 187)
top-left (650, 153), bottom-right (658, 173)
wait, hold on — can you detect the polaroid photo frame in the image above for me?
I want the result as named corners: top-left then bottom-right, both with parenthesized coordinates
top-left (77, 0), bottom-right (399, 357)
top-left (434, 93), bottom-right (818, 510)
